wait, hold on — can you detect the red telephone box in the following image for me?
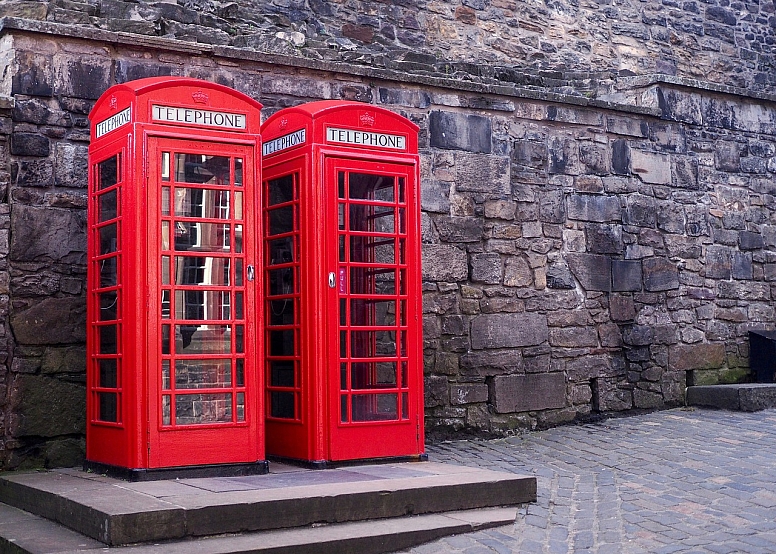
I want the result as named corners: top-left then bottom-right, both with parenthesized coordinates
top-left (261, 101), bottom-right (425, 465)
top-left (87, 77), bottom-right (265, 478)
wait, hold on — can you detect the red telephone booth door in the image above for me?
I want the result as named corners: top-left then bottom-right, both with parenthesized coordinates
top-left (146, 137), bottom-right (261, 468)
top-left (326, 156), bottom-right (423, 461)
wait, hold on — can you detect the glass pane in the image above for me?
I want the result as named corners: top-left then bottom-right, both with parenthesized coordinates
top-left (268, 174), bottom-right (295, 205)
top-left (236, 325), bottom-right (244, 354)
top-left (99, 291), bottom-right (118, 321)
top-left (268, 206), bottom-right (294, 236)
top-left (236, 359), bottom-right (244, 387)
top-left (339, 235), bottom-right (345, 262)
top-left (350, 205), bottom-right (395, 233)
top-left (235, 259), bottom-right (243, 287)
top-left (352, 393), bottom-right (398, 421)
top-left (99, 155), bottom-right (118, 190)
top-left (176, 325), bottom-right (230, 354)
top-left (270, 360), bottom-right (295, 387)
top-left (175, 359), bottom-right (232, 389)
top-left (173, 188), bottom-right (231, 219)
top-left (162, 324), bottom-right (170, 354)
top-left (173, 256), bottom-right (229, 286)
top-left (161, 152), bottom-right (170, 182)
top-left (162, 395), bottom-right (171, 425)
top-left (341, 394), bottom-right (348, 422)
top-left (400, 300), bottom-right (407, 326)
top-left (237, 392), bottom-right (245, 421)
top-left (173, 222), bottom-right (230, 252)
top-left (350, 267), bottom-right (396, 295)
top-left (350, 299), bottom-right (395, 327)
top-left (269, 268), bottom-right (294, 296)
top-left (351, 361), bottom-right (397, 389)
top-left (161, 256), bottom-right (170, 284)
top-left (99, 359), bottom-right (117, 388)
top-left (338, 172), bottom-right (346, 199)
top-left (99, 190), bottom-right (118, 222)
top-left (234, 191), bottom-right (243, 220)
top-left (400, 331), bottom-right (407, 357)
top-left (402, 392), bottom-right (409, 420)
top-left (234, 158), bottom-right (243, 187)
top-left (398, 177), bottom-right (405, 203)
top-left (350, 330), bottom-right (396, 358)
top-left (162, 187), bottom-right (170, 215)
top-left (175, 153), bottom-right (231, 185)
top-left (340, 362), bottom-right (347, 390)
top-left (99, 256), bottom-right (117, 288)
top-left (269, 330), bottom-right (294, 357)
top-left (99, 223), bottom-right (117, 255)
top-left (399, 208), bottom-right (406, 234)
top-left (175, 393), bottom-right (232, 424)
top-left (175, 290), bottom-right (230, 320)
top-left (340, 330), bottom-right (347, 359)
top-left (162, 360), bottom-right (170, 390)
top-left (340, 299), bottom-right (346, 326)
top-left (99, 324), bottom-right (117, 354)
top-left (268, 237), bottom-right (294, 265)
top-left (235, 225), bottom-right (243, 253)
top-left (162, 290), bottom-right (170, 320)
top-left (98, 392), bottom-right (118, 422)
top-left (235, 292), bottom-right (243, 319)
top-left (270, 391), bottom-right (294, 418)
top-left (401, 361), bottom-right (408, 388)
top-left (338, 203), bottom-right (345, 230)
top-left (269, 299), bottom-right (294, 326)
top-left (349, 173), bottom-right (394, 201)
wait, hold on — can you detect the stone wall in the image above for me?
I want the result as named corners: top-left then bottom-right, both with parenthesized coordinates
top-left (0, 10), bottom-right (775, 466)
top-left (0, 0), bottom-right (775, 96)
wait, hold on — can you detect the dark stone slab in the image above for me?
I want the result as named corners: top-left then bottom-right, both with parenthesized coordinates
top-left (643, 257), bottom-right (679, 291)
top-left (567, 194), bottom-right (621, 222)
top-left (10, 133), bottom-right (50, 157)
top-left (490, 372), bottom-right (566, 413)
top-left (669, 343), bottom-right (726, 371)
top-left (429, 111), bottom-right (491, 153)
top-left (739, 231), bottom-right (764, 250)
top-left (566, 253), bottom-right (612, 291)
top-left (611, 139), bottom-right (630, 175)
top-left (470, 313), bottom-right (548, 349)
top-left (705, 245), bottom-right (732, 279)
top-left (612, 259), bottom-right (642, 292)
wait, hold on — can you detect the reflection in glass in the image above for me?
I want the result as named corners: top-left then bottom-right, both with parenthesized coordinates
top-left (99, 223), bottom-right (117, 255)
top-left (161, 152), bottom-right (170, 182)
top-left (175, 290), bottom-right (230, 320)
top-left (350, 361), bottom-right (397, 389)
top-left (161, 324), bottom-right (170, 354)
top-left (161, 221), bottom-right (170, 250)
top-left (350, 330), bottom-right (396, 358)
top-left (236, 359), bottom-right (244, 387)
top-left (173, 188), bottom-right (231, 219)
top-left (99, 190), bottom-right (118, 222)
top-left (99, 392), bottom-right (118, 422)
top-left (175, 154), bottom-right (230, 185)
top-left (402, 392), bottom-right (409, 420)
top-left (268, 174), bottom-right (295, 206)
top-left (235, 158), bottom-right (243, 187)
top-left (99, 155), bottom-right (119, 190)
top-left (349, 173), bottom-right (394, 201)
top-left (99, 324), bottom-right (117, 354)
top-left (175, 359), bottom-right (232, 389)
top-left (175, 393), bottom-right (232, 424)
top-left (268, 237), bottom-right (294, 265)
top-left (162, 360), bottom-right (170, 390)
top-left (234, 191), bottom-right (243, 220)
top-left (236, 325), bottom-right (244, 353)
top-left (99, 359), bottom-right (117, 388)
top-left (173, 256), bottom-right (229, 286)
top-left (270, 391), bottom-right (294, 419)
top-left (162, 187), bottom-right (170, 215)
top-left (350, 298), bottom-right (395, 327)
top-left (100, 256), bottom-right (117, 288)
top-left (99, 291), bottom-right (118, 321)
top-left (237, 392), bottom-right (245, 421)
top-left (162, 395), bottom-right (171, 425)
top-left (173, 222), bottom-right (230, 252)
top-left (352, 393), bottom-right (397, 421)
top-left (162, 256), bottom-right (170, 284)
top-left (176, 325), bottom-right (230, 354)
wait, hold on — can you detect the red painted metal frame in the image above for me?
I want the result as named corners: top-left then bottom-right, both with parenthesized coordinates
top-left (261, 101), bottom-right (424, 464)
top-left (87, 78), bottom-right (264, 471)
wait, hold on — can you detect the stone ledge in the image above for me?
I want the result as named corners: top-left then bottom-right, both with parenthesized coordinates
top-left (686, 384), bottom-right (776, 412)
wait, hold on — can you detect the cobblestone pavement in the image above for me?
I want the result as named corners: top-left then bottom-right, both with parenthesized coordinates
top-left (398, 408), bottom-right (776, 554)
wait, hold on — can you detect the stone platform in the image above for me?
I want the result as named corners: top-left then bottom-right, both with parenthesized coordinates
top-left (686, 383), bottom-right (776, 411)
top-left (0, 460), bottom-right (536, 554)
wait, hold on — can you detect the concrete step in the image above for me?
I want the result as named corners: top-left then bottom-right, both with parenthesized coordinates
top-left (0, 462), bottom-right (536, 547)
top-left (686, 383), bottom-right (776, 411)
top-left (0, 502), bottom-right (517, 554)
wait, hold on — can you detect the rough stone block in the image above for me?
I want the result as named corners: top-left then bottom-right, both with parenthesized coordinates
top-left (670, 343), bottom-right (726, 371)
top-left (470, 313), bottom-right (548, 349)
top-left (717, 280), bottom-right (770, 300)
top-left (450, 383), bottom-right (488, 405)
top-left (624, 194), bottom-right (657, 227)
top-left (10, 205), bottom-right (86, 263)
top-left (610, 295), bottom-right (636, 321)
top-left (586, 224), bottom-right (623, 255)
top-left (631, 150), bottom-right (671, 184)
top-left (421, 180), bottom-right (450, 213)
top-left (459, 350), bottom-right (523, 376)
top-left (566, 194), bottom-right (621, 222)
top-left (611, 139), bottom-right (631, 175)
top-left (548, 135), bottom-right (579, 175)
top-left (421, 244), bottom-right (468, 281)
top-left (612, 260), bottom-right (642, 292)
top-left (490, 372), bottom-right (566, 413)
top-left (430, 111), bottom-right (491, 153)
top-left (424, 375), bottom-right (448, 408)
top-left (10, 375), bottom-right (85, 437)
top-left (10, 133), bottom-right (50, 157)
top-left (455, 153), bottom-right (510, 195)
top-left (549, 326), bottom-right (598, 348)
top-left (622, 325), bottom-right (653, 346)
top-left (433, 216), bottom-right (484, 242)
top-left (733, 252), bottom-right (753, 280)
top-left (566, 253), bottom-right (611, 291)
top-left (739, 231), bottom-right (764, 250)
top-left (470, 253), bottom-right (502, 284)
top-left (503, 256), bottom-right (533, 287)
top-left (643, 257), bottom-right (679, 291)
top-left (11, 297), bottom-right (86, 345)
top-left (705, 245), bottom-right (732, 279)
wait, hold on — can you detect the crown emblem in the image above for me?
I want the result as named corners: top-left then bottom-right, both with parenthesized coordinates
top-left (109, 95), bottom-right (118, 110)
top-left (192, 90), bottom-right (209, 104)
top-left (359, 111), bottom-right (375, 127)
top-left (279, 117), bottom-right (288, 130)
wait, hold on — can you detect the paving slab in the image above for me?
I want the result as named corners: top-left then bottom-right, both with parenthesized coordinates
top-left (0, 461), bottom-right (536, 547)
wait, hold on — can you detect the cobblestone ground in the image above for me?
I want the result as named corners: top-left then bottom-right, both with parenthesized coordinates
top-left (399, 408), bottom-right (776, 554)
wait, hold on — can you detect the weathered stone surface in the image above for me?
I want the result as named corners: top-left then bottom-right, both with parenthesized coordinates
top-left (490, 372), bottom-right (566, 413)
top-left (670, 343), bottom-right (726, 371)
top-left (10, 375), bottom-right (85, 437)
top-left (450, 383), bottom-right (488, 405)
top-left (643, 257), bottom-right (679, 291)
top-left (455, 153), bottom-right (510, 196)
top-left (471, 253), bottom-right (502, 284)
top-left (631, 150), bottom-right (671, 184)
top-left (566, 253), bottom-right (612, 292)
top-left (459, 350), bottom-right (523, 376)
top-left (10, 205), bottom-right (86, 263)
top-left (567, 194), bottom-right (621, 223)
top-left (470, 313), bottom-right (548, 349)
top-left (612, 260), bottom-right (642, 292)
top-left (11, 297), bottom-right (86, 345)
top-left (430, 111), bottom-right (491, 153)
top-left (422, 245), bottom-right (468, 281)
top-left (705, 246), bottom-right (732, 279)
